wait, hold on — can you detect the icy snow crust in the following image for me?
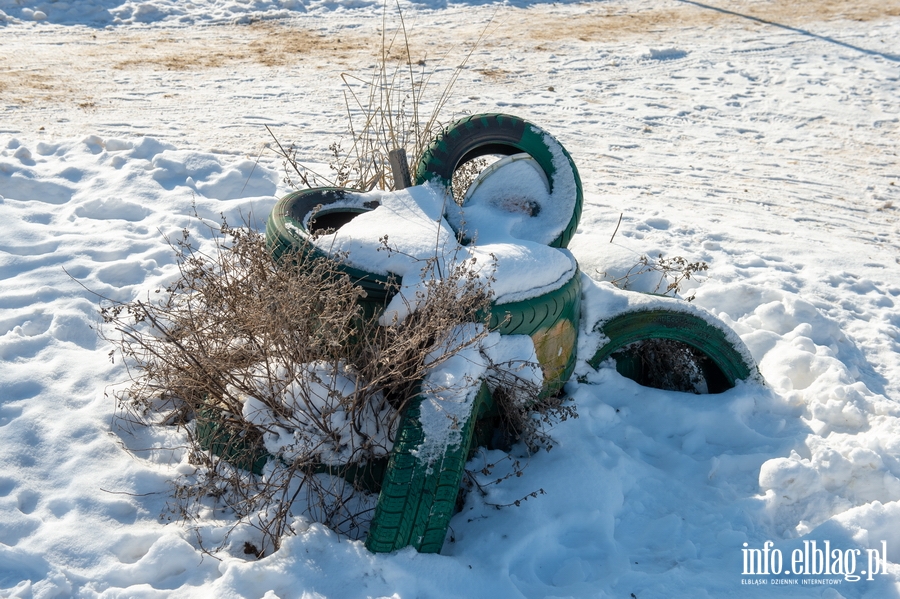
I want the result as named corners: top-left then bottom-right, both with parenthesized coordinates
top-left (3, 2), bottom-right (900, 598)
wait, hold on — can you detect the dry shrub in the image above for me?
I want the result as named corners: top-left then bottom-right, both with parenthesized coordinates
top-left (451, 156), bottom-right (493, 206)
top-left (101, 215), bottom-right (501, 554)
top-left (630, 338), bottom-right (709, 393)
top-left (603, 253), bottom-right (709, 301)
top-left (269, 8), bottom-right (496, 192)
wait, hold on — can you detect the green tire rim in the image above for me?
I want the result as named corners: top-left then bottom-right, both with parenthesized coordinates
top-left (365, 382), bottom-right (494, 553)
top-left (415, 113), bottom-right (583, 249)
top-left (588, 309), bottom-right (756, 392)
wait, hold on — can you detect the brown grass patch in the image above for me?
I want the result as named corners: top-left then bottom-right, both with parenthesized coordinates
top-left (113, 23), bottom-right (375, 71)
top-left (521, 0), bottom-right (900, 43)
top-left (476, 67), bottom-right (511, 81)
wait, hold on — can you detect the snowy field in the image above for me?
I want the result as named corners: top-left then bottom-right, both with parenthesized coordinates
top-left (2, 0), bottom-right (900, 597)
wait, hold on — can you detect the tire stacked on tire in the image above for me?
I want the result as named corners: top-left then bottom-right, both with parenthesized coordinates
top-left (415, 113), bottom-right (583, 249)
top-left (415, 112), bottom-right (586, 398)
top-left (257, 113), bottom-right (758, 557)
top-left (366, 114), bottom-right (585, 554)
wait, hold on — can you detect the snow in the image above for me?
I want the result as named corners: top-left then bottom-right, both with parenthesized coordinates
top-left (3, 0), bottom-right (900, 597)
top-left (414, 324), bottom-right (491, 466)
top-left (239, 361), bottom-right (395, 466)
top-left (0, 0), bottom-right (326, 25)
top-left (415, 327), bottom-right (544, 466)
top-left (308, 183), bottom-right (577, 321)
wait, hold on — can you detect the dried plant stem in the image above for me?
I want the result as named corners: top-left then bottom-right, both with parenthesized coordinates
top-left (100, 213), bottom-right (499, 555)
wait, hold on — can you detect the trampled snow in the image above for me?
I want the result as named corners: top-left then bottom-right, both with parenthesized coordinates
top-left (2, 0), bottom-right (900, 597)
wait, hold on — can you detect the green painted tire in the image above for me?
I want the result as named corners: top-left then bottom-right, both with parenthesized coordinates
top-left (265, 187), bottom-right (393, 316)
top-left (414, 113), bottom-right (583, 248)
top-left (365, 382), bottom-right (494, 553)
top-left (195, 408), bottom-right (388, 490)
top-left (195, 408), bottom-right (270, 476)
top-left (588, 309), bottom-right (756, 393)
top-left (365, 270), bottom-right (581, 554)
top-left (489, 269), bottom-right (582, 398)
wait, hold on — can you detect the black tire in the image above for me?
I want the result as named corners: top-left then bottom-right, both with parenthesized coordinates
top-left (415, 113), bottom-right (583, 248)
top-left (265, 187), bottom-right (394, 316)
top-left (588, 309), bottom-right (757, 393)
top-left (366, 382), bottom-right (494, 553)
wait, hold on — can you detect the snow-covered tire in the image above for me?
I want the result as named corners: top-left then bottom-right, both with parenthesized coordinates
top-left (588, 309), bottom-right (756, 392)
top-left (365, 271), bottom-right (581, 554)
top-left (415, 113), bottom-right (583, 248)
top-left (365, 382), bottom-right (493, 553)
top-left (490, 268), bottom-right (582, 398)
top-left (265, 187), bottom-right (393, 315)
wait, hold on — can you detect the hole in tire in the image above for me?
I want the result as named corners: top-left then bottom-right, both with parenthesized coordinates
top-left (308, 210), bottom-right (366, 235)
top-left (451, 155), bottom-right (502, 206)
top-left (612, 338), bottom-right (731, 394)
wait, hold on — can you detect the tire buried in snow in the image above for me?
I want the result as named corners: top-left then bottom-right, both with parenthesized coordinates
top-left (588, 309), bottom-right (756, 393)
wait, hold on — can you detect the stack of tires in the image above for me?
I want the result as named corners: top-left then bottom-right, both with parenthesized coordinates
top-left (367, 114), bottom-right (585, 553)
top-left (252, 113), bottom-right (759, 555)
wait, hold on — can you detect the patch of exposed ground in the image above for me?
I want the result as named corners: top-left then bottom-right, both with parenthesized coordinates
top-left (518, 0), bottom-right (900, 43)
top-left (111, 23), bottom-right (376, 70)
top-left (3, 0), bottom-right (897, 102)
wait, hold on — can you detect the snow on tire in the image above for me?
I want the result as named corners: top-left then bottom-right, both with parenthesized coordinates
top-left (415, 113), bottom-right (583, 249)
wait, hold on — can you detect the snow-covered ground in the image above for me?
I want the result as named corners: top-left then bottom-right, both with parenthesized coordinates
top-left (2, 0), bottom-right (900, 597)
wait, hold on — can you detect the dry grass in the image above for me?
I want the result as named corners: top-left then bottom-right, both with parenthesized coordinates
top-left (100, 214), bottom-right (498, 554)
top-left (112, 24), bottom-right (373, 71)
top-left (4, 0), bottom-right (894, 110)
top-left (267, 8), bottom-right (496, 192)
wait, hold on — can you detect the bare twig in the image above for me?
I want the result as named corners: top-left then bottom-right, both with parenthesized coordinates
top-left (610, 212), bottom-right (623, 243)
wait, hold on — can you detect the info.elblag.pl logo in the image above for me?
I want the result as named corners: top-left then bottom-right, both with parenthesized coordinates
top-left (742, 540), bottom-right (889, 582)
